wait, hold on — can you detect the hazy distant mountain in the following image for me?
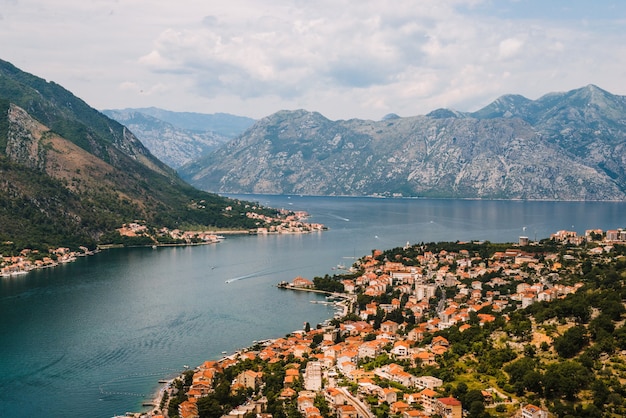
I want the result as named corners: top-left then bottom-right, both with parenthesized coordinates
top-left (102, 109), bottom-right (238, 168)
top-left (102, 108), bottom-right (255, 169)
top-left (122, 107), bottom-right (255, 137)
top-left (180, 85), bottom-right (626, 201)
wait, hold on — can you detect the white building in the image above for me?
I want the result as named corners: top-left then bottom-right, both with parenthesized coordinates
top-left (304, 361), bottom-right (322, 391)
top-left (521, 404), bottom-right (548, 418)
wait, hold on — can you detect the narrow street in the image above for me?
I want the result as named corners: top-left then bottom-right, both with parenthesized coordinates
top-left (338, 387), bottom-right (375, 418)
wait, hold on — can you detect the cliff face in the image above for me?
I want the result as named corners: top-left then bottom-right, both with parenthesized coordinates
top-left (180, 85), bottom-right (626, 200)
top-left (6, 104), bottom-right (47, 171)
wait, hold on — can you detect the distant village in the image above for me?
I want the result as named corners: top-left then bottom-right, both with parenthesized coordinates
top-left (121, 227), bottom-right (626, 418)
top-left (0, 246), bottom-right (93, 277)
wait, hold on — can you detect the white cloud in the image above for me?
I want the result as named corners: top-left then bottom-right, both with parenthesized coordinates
top-left (1, 0), bottom-right (626, 120)
top-left (499, 37), bottom-right (525, 59)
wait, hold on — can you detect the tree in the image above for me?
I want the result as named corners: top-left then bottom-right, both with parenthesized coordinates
top-left (468, 400), bottom-right (487, 418)
top-left (310, 333), bottom-right (323, 348)
top-left (453, 382), bottom-right (468, 399)
top-left (197, 396), bottom-right (225, 418)
top-left (524, 344), bottom-right (536, 358)
top-left (591, 379), bottom-right (610, 408)
top-left (554, 325), bottom-right (588, 358)
top-left (543, 361), bottom-right (590, 400)
top-left (506, 312), bottom-right (532, 340)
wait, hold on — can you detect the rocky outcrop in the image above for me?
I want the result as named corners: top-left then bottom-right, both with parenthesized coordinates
top-left (6, 104), bottom-right (47, 171)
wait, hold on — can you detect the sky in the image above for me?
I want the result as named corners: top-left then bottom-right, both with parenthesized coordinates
top-left (1, 0), bottom-right (625, 121)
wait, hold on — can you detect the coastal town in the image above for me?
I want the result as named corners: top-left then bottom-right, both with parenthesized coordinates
top-left (0, 208), bottom-right (325, 277)
top-left (121, 227), bottom-right (626, 418)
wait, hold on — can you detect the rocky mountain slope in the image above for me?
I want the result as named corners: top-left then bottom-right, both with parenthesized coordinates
top-left (102, 109), bottom-right (228, 168)
top-left (179, 85), bottom-right (626, 201)
top-left (0, 58), bottom-right (268, 250)
top-left (102, 108), bottom-right (255, 168)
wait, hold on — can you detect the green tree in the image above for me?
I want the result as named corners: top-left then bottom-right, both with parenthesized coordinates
top-left (553, 325), bottom-right (588, 358)
top-left (543, 361), bottom-right (590, 400)
top-left (197, 396), bottom-right (224, 418)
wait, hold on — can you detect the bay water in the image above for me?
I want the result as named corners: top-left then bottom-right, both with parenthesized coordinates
top-left (1, 196), bottom-right (625, 417)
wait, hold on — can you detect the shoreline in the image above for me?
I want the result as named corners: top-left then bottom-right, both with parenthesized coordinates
top-left (2, 209), bottom-right (326, 279)
top-left (1, 227), bottom-right (327, 279)
top-left (138, 283), bottom-right (354, 418)
top-left (0, 249), bottom-right (98, 278)
top-left (133, 286), bottom-right (351, 417)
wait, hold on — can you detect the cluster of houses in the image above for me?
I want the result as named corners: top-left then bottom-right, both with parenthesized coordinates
top-left (156, 229), bottom-right (613, 418)
top-left (550, 228), bottom-right (626, 246)
top-left (122, 227), bottom-right (626, 418)
top-left (245, 210), bottom-right (326, 234)
top-left (338, 245), bottom-right (584, 332)
top-left (116, 209), bottom-right (326, 245)
top-left (170, 314), bottom-right (548, 418)
top-left (117, 223), bottom-right (223, 244)
top-left (0, 246), bottom-right (89, 277)
top-left (1, 209), bottom-right (325, 278)
top-left (171, 327), bottom-right (466, 418)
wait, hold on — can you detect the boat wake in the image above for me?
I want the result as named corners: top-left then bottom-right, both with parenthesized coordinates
top-left (324, 212), bottom-right (350, 222)
top-left (225, 263), bottom-right (319, 284)
top-left (225, 272), bottom-right (260, 283)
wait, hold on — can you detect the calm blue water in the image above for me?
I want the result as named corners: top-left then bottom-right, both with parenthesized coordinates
top-left (1, 196), bottom-right (625, 417)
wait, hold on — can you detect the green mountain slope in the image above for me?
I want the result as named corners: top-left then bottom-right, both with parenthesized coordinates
top-left (0, 59), bottom-right (268, 252)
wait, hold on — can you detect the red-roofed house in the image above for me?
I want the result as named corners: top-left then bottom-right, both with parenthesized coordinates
top-left (521, 404), bottom-right (548, 418)
top-left (390, 401), bottom-right (411, 414)
top-left (420, 389), bottom-right (437, 414)
top-left (292, 276), bottom-right (314, 288)
top-left (435, 397), bottom-right (462, 418)
top-left (336, 404), bottom-right (358, 418)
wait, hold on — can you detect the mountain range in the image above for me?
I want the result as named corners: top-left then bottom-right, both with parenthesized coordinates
top-left (179, 85), bottom-right (626, 201)
top-left (0, 58), bottom-right (265, 251)
top-left (102, 108), bottom-right (255, 168)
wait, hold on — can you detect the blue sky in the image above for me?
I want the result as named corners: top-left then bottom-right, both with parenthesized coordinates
top-left (1, 0), bottom-right (625, 120)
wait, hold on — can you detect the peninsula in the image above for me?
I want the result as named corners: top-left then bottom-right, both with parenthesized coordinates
top-left (125, 227), bottom-right (626, 418)
top-left (0, 209), bottom-right (325, 278)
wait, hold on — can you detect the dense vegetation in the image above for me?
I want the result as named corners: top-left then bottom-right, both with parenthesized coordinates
top-left (0, 150), bottom-right (275, 253)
